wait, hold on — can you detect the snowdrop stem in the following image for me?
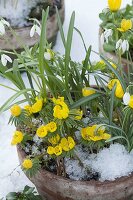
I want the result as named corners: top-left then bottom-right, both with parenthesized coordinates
top-left (126, 52), bottom-right (130, 82)
top-left (128, 52), bottom-right (133, 75)
top-left (118, 51), bottom-right (123, 78)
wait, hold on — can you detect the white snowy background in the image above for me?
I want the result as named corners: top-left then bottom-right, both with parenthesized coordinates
top-left (0, 0), bottom-right (132, 198)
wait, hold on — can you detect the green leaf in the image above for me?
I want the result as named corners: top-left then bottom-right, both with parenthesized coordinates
top-left (38, 8), bottom-right (49, 95)
top-left (74, 27), bottom-right (87, 52)
top-left (70, 93), bottom-right (101, 109)
top-left (0, 89), bottom-right (33, 113)
top-left (100, 55), bottom-right (126, 91)
top-left (65, 11), bottom-right (75, 89)
top-left (109, 84), bottom-right (116, 124)
top-left (6, 192), bottom-right (18, 200)
top-left (56, 7), bottom-right (66, 47)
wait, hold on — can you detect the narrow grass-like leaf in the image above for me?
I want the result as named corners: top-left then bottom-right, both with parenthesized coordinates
top-left (65, 12), bottom-right (75, 90)
top-left (56, 7), bottom-right (66, 47)
top-left (101, 55), bottom-right (126, 91)
top-left (70, 93), bottom-right (101, 109)
top-left (0, 89), bottom-right (33, 113)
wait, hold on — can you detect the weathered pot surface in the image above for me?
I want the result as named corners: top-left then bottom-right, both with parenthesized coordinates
top-left (99, 27), bottom-right (132, 72)
top-left (17, 145), bottom-right (133, 200)
top-left (0, 0), bottom-right (65, 50)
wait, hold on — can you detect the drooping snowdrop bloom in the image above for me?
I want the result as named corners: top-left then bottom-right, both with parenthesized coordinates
top-left (44, 52), bottom-right (51, 60)
top-left (0, 19), bottom-right (10, 35)
top-left (44, 49), bottom-right (55, 61)
top-left (121, 40), bottom-right (129, 53)
top-left (116, 39), bottom-right (129, 54)
top-left (101, 29), bottom-right (113, 44)
top-left (1, 54), bottom-right (12, 66)
top-left (30, 24), bottom-right (41, 37)
top-left (123, 92), bottom-right (133, 108)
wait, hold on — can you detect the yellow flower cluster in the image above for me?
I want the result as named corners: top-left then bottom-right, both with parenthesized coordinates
top-left (81, 125), bottom-right (111, 142)
top-left (53, 97), bottom-right (69, 119)
top-left (11, 131), bottom-right (23, 145)
top-left (36, 121), bottom-right (57, 138)
top-left (82, 87), bottom-right (95, 97)
top-left (60, 137), bottom-right (75, 151)
top-left (31, 98), bottom-right (43, 113)
top-left (108, 79), bottom-right (124, 98)
top-left (108, 0), bottom-right (122, 11)
top-left (118, 19), bottom-right (132, 32)
top-left (22, 159), bottom-right (33, 169)
top-left (10, 105), bottom-right (22, 117)
top-left (24, 97), bottom-right (44, 115)
top-left (47, 136), bottom-right (75, 156)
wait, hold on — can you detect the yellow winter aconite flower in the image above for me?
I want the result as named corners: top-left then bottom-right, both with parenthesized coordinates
top-left (54, 145), bottom-right (62, 156)
top-left (47, 146), bottom-right (55, 155)
top-left (75, 109), bottom-right (83, 120)
top-left (108, 0), bottom-right (122, 11)
top-left (46, 122), bottom-right (57, 133)
top-left (31, 98), bottom-right (43, 113)
top-left (118, 19), bottom-right (132, 32)
top-left (60, 137), bottom-right (75, 151)
top-left (36, 125), bottom-right (48, 138)
top-left (52, 96), bottom-right (64, 105)
top-left (81, 125), bottom-right (111, 142)
top-left (22, 159), bottom-right (33, 169)
top-left (82, 87), bottom-right (95, 97)
top-left (24, 105), bottom-right (33, 115)
top-left (10, 105), bottom-right (21, 117)
top-left (11, 131), bottom-right (23, 145)
top-left (107, 79), bottom-right (124, 98)
top-left (53, 103), bottom-right (69, 119)
top-left (53, 97), bottom-right (69, 119)
top-left (48, 134), bottom-right (60, 145)
top-left (129, 96), bottom-right (133, 109)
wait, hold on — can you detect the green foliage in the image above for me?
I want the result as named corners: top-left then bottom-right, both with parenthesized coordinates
top-left (5, 185), bottom-right (42, 200)
top-left (23, 159), bottom-right (41, 178)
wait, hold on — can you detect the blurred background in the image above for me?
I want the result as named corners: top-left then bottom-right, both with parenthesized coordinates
top-left (0, 0), bottom-right (132, 198)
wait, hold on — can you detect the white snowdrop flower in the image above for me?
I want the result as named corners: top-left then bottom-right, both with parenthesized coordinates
top-left (121, 40), bottom-right (129, 53)
top-left (116, 39), bottom-right (123, 50)
top-left (123, 92), bottom-right (130, 105)
top-left (30, 24), bottom-right (41, 37)
top-left (1, 54), bottom-right (12, 66)
top-left (44, 52), bottom-right (51, 60)
top-left (103, 29), bottom-right (113, 43)
top-left (0, 19), bottom-right (10, 35)
top-left (116, 39), bottom-right (129, 54)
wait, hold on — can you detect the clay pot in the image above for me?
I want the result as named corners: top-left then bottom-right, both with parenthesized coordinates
top-left (0, 0), bottom-right (65, 50)
top-left (99, 27), bottom-right (132, 73)
top-left (17, 145), bottom-right (133, 200)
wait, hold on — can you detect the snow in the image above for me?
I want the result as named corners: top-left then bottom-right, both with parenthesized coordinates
top-left (65, 144), bottom-right (133, 182)
top-left (91, 144), bottom-right (133, 181)
top-left (0, 0), bottom-right (44, 27)
top-left (0, 0), bottom-right (132, 198)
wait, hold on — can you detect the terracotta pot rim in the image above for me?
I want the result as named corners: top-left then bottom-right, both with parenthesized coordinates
top-left (6, 0), bottom-right (65, 31)
top-left (17, 145), bottom-right (133, 187)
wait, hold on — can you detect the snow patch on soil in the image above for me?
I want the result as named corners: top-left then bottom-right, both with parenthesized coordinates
top-left (65, 143), bottom-right (133, 181)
